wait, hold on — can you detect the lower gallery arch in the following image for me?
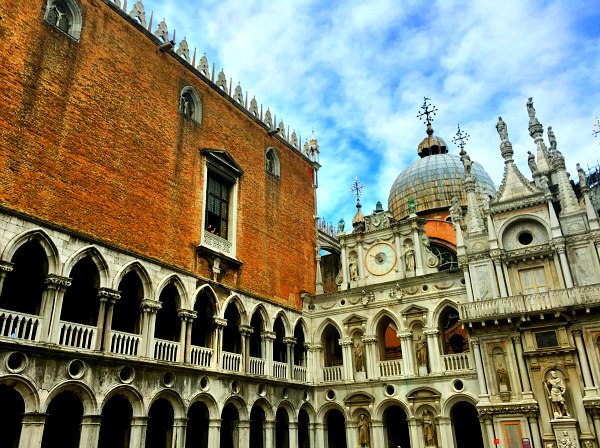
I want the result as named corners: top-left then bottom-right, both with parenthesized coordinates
top-left (186, 401), bottom-right (209, 448)
top-left (325, 408), bottom-right (347, 448)
top-left (41, 390), bottom-right (84, 448)
top-left (145, 398), bottom-right (174, 448)
top-left (451, 401), bottom-right (484, 448)
top-left (220, 402), bottom-right (240, 448)
top-left (275, 406), bottom-right (290, 448)
top-left (0, 384), bottom-right (24, 448)
top-left (250, 404), bottom-right (266, 448)
top-left (298, 408), bottom-right (310, 448)
top-left (98, 394), bottom-right (133, 448)
top-left (383, 405), bottom-right (410, 448)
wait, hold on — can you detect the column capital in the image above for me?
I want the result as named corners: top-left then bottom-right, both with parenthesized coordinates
top-left (239, 324), bottom-right (254, 336)
top-left (510, 333), bottom-right (522, 343)
top-left (0, 260), bottom-right (14, 273)
top-left (361, 334), bottom-right (378, 344)
top-left (131, 416), bottom-right (148, 426)
top-left (283, 337), bottom-right (297, 346)
top-left (306, 342), bottom-right (323, 351)
top-left (339, 337), bottom-right (353, 347)
top-left (141, 299), bottom-right (161, 312)
top-left (237, 420), bottom-right (250, 429)
top-left (214, 317), bottom-right (228, 327)
top-left (97, 287), bottom-right (121, 303)
top-left (178, 309), bottom-right (197, 321)
top-left (21, 412), bottom-right (47, 424)
top-left (173, 417), bottom-right (188, 427)
top-left (261, 330), bottom-right (276, 340)
top-left (470, 336), bottom-right (481, 345)
top-left (397, 331), bottom-right (412, 339)
top-left (81, 414), bottom-right (102, 425)
top-left (423, 328), bottom-right (440, 337)
top-left (288, 421), bottom-right (298, 430)
top-left (570, 325), bottom-right (583, 337)
top-left (44, 274), bottom-right (72, 289)
top-left (209, 418), bottom-right (222, 428)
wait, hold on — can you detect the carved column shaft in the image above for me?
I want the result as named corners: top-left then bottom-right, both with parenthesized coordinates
top-left (424, 329), bottom-right (441, 373)
top-left (527, 415), bottom-right (542, 448)
top-left (288, 421), bottom-right (299, 448)
top-left (18, 413), bottom-right (46, 448)
top-left (472, 339), bottom-right (489, 397)
top-left (493, 259), bottom-right (508, 297)
top-left (399, 332), bottom-right (414, 376)
top-left (207, 419), bottom-right (221, 448)
top-left (99, 289), bottom-right (120, 352)
top-left (340, 242), bottom-right (349, 290)
top-left (357, 237), bottom-right (366, 281)
top-left (511, 334), bottom-right (532, 394)
top-left (284, 337), bottom-right (296, 380)
top-left (393, 231), bottom-right (405, 279)
top-left (557, 247), bottom-right (574, 288)
top-left (573, 329), bottom-right (595, 390)
top-left (213, 318), bottom-right (227, 368)
top-left (79, 415), bottom-right (102, 448)
top-left (340, 338), bottom-right (354, 381)
top-left (261, 331), bottom-right (276, 377)
top-left (412, 227), bottom-right (424, 276)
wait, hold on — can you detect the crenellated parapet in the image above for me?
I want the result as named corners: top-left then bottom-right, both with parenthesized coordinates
top-left (106, 0), bottom-right (317, 162)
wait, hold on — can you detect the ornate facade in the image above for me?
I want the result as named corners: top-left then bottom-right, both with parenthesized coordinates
top-left (1, 2), bottom-right (599, 448)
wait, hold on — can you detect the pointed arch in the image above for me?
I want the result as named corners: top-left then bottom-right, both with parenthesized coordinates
top-left (0, 374), bottom-right (40, 412)
top-left (148, 389), bottom-right (186, 419)
top-left (249, 303), bottom-right (270, 330)
top-left (156, 274), bottom-right (187, 310)
top-left (43, 380), bottom-right (98, 415)
top-left (101, 385), bottom-right (145, 417)
top-left (2, 228), bottom-right (60, 274)
top-left (273, 311), bottom-right (291, 336)
top-left (316, 401), bottom-right (347, 422)
top-left (374, 398), bottom-right (412, 420)
top-left (62, 245), bottom-right (110, 288)
top-left (193, 284), bottom-right (220, 316)
top-left (113, 261), bottom-right (153, 301)
top-left (432, 299), bottom-right (460, 325)
top-left (315, 318), bottom-right (344, 341)
top-left (292, 316), bottom-right (309, 337)
top-left (221, 294), bottom-right (247, 325)
top-left (189, 392), bottom-right (219, 420)
top-left (368, 308), bottom-right (401, 335)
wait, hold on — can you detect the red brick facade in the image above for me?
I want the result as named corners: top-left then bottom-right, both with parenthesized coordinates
top-left (0, 0), bottom-right (316, 307)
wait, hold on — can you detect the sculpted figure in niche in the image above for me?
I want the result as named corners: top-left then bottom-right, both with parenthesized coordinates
top-left (422, 412), bottom-right (437, 447)
top-left (358, 414), bottom-right (370, 447)
top-left (349, 256), bottom-right (359, 281)
top-left (415, 336), bottom-right (428, 367)
top-left (546, 370), bottom-right (570, 418)
top-left (404, 244), bottom-right (415, 272)
top-left (497, 364), bottom-right (510, 389)
top-left (354, 342), bottom-right (364, 372)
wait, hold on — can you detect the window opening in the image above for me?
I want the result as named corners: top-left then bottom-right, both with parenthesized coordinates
top-left (205, 174), bottom-right (230, 239)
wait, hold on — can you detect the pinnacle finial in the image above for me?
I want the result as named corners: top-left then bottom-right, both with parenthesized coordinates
top-left (417, 97), bottom-right (438, 134)
top-left (593, 117), bottom-right (600, 142)
top-left (452, 124), bottom-right (469, 151)
top-left (350, 176), bottom-right (365, 203)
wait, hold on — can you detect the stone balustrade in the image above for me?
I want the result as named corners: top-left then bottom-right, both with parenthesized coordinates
top-left (110, 330), bottom-right (141, 356)
top-left (0, 309), bottom-right (41, 341)
top-left (190, 345), bottom-right (213, 367)
top-left (249, 357), bottom-right (265, 376)
top-left (323, 365), bottom-right (343, 382)
top-left (441, 353), bottom-right (472, 372)
top-left (154, 339), bottom-right (179, 362)
top-left (59, 321), bottom-right (97, 350)
top-left (379, 359), bottom-right (402, 377)
top-left (273, 361), bottom-right (287, 379)
top-left (221, 351), bottom-right (242, 371)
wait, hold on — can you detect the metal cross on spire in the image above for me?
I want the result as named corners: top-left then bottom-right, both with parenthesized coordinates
top-left (452, 124), bottom-right (470, 150)
top-left (594, 117), bottom-right (600, 140)
top-left (350, 176), bottom-right (365, 202)
top-left (417, 97), bottom-right (438, 125)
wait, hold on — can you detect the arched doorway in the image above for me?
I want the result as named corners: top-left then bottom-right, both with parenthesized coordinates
top-left (383, 405), bottom-right (410, 448)
top-left (154, 283), bottom-right (181, 361)
top-left (275, 407), bottom-right (289, 448)
top-left (377, 316), bottom-right (402, 360)
top-left (0, 240), bottom-right (48, 315)
top-left (0, 385), bottom-right (24, 448)
top-left (249, 405), bottom-right (266, 448)
top-left (99, 394), bottom-right (133, 448)
top-left (146, 398), bottom-right (174, 448)
top-left (298, 408), bottom-right (310, 448)
top-left (220, 403), bottom-right (239, 448)
top-left (186, 401), bottom-right (209, 448)
top-left (61, 256), bottom-right (100, 326)
top-left (451, 401), bottom-right (484, 448)
top-left (41, 390), bottom-right (83, 448)
top-left (325, 409), bottom-right (346, 448)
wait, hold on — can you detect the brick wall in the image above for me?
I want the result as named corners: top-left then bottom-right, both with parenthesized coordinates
top-left (0, 0), bottom-right (316, 307)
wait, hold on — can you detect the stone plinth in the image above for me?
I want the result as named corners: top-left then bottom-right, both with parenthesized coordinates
top-left (551, 418), bottom-right (580, 448)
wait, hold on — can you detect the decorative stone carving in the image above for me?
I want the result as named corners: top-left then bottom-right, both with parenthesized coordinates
top-left (249, 96), bottom-right (259, 117)
top-left (291, 130), bottom-right (298, 147)
top-left (415, 336), bottom-right (428, 367)
top-left (354, 342), bottom-right (364, 372)
top-left (496, 116), bottom-right (509, 143)
top-left (449, 196), bottom-right (462, 224)
top-left (546, 370), bottom-right (570, 418)
top-left (528, 151), bottom-right (538, 174)
top-left (358, 414), bottom-right (370, 447)
top-left (216, 69), bottom-right (227, 91)
top-left (404, 243), bottom-right (415, 272)
top-left (233, 84), bottom-right (243, 104)
top-left (264, 108), bottom-right (273, 128)
top-left (475, 265), bottom-right (491, 299)
top-left (197, 53), bottom-right (209, 76)
top-left (548, 126), bottom-right (557, 150)
top-left (422, 411), bottom-right (437, 447)
top-left (349, 254), bottom-right (358, 281)
top-left (154, 19), bottom-right (169, 43)
top-left (577, 163), bottom-right (588, 189)
top-left (176, 37), bottom-right (190, 62)
top-left (278, 119), bottom-right (285, 137)
top-left (128, 1), bottom-right (147, 27)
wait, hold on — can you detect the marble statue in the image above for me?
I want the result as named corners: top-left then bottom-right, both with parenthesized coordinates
top-left (415, 336), bottom-right (428, 367)
top-left (460, 151), bottom-right (473, 177)
top-left (404, 245), bottom-right (415, 272)
top-left (497, 364), bottom-right (509, 388)
top-left (349, 257), bottom-right (358, 281)
top-left (528, 151), bottom-right (538, 174)
top-left (358, 414), bottom-right (370, 447)
top-left (548, 126), bottom-right (557, 150)
top-left (527, 97), bottom-right (536, 120)
top-left (449, 197), bottom-right (462, 224)
top-left (354, 342), bottom-right (364, 372)
top-left (496, 116), bottom-right (509, 142)
top-left (577, 163), bottom-right (588, 188)
top-left (546, 370), bottom-right (569, 418)
top-left (422, 412), bottom-right (437, 447)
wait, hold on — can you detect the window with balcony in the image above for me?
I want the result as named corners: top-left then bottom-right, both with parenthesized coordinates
top-left (518, 266), bottom-right (548, 294)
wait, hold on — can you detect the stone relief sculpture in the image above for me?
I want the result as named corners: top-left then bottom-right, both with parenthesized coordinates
top-left (415, 336), bottom-right (428, 367)
top-left (154, 19), bottom-right (169, 43)
top-left (496, 116), bottom-right (509, 143)
top-left (197, 54), bottom-right (209, 77)
top-left (249, 96), bottom-right (259, 117)
top-left (404, 243), bottom-right (415, 272)
top-left (528, 151), bottom-right (538, 174)
top-left (291, 130), bottom-right (298, 147)
top-left (216, 69), bottom-right (227, 91)
top-left (349, 255), bottom-right (359, 281)
top-left (475, 265), bottom-right (490, 299)
top-left (354, 342), bottom-right (364, 372)
top-left (422, 412), bottom-right (437, 447)
top-left (233, 84), bottom-right (243, 104)
top-left (128, 0), bottom-right (147, 27)
top-left (449, 196), bottom-right (462, 224)
top-left (176, 37), bottom-right (190, 62)
top-left (358, 414), bottom-right (370, 447)
top-left (546, 370), bottom-right (570, 418)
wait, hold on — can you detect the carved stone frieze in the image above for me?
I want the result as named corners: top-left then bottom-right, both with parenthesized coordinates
top-left (477, 403), bottom-right (539, 416)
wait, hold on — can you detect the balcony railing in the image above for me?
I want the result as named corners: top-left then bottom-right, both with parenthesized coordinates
top-left (249, 357), bottom-right (265, 376)
top-left (190, 345), bottom-right (213, 367)
top-left (154, 339), bottom-right (179, 362)
top-left (379, 359), bottom-right (402, 377)
top-left (323, 365), bottom-right (343, 382)
top-left (0, 309), bottom-right (41, 341)
top-left (459, 284), bottom-right (600, 322)
top-left (110, 330), bottom-right (141, 356)
top-left (202, 231), bottom-right (233, 256)
top-left (273, 361), bottom-right (287, 379)
top-left (293, 365), bottom-right (307, 382)
top-left (441, 353), bottom-right (472, 371)
top-left (222, 351), bottom-right (242, 371)
top-left (58, 321), bottom-right (97, 350)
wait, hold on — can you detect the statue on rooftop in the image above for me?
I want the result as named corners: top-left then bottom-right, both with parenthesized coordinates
top-left (449, 196), bottom-right (462, 224)
top-left (496, 116), bottom-right (509, 143)
top-left (577, 163), bottom-right (588, 189)
top-left (527, 97), bottom-right (536, 120)
top-left (548, 126), bottom-right (557, 151)
top-left (527, 151), bottom-right (538, 174)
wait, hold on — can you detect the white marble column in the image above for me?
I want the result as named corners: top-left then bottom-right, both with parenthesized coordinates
top-left (399, 332), bottom-right (414, 376)
top-left (284, 337), bottom-right (296, 380)
top-left (239, 324), bottom-right (253, 373)
top-left (178, 310), bottom-right (196, 363)
top-left (18, 412), bottom-right (45, 448)
top-left (213, 318), bottom-right (227, 368)
top-left (511, 333), bottom-right (533, 399)
top-left (357, 235), bottom-right (366, 283)
top-left (361, 335), bottom-right (378, 379)
top-left (371, 420), bottom-right (385, 448)
top-left (483, 416), bottom-right (495, 448)
top-left (424, 328), bottom-right (441, 373)
top-left (408, 418), bottom-right (420, 448)
top-left (492, 257), bottom-right (508, 297)
top-left (345, 419), bottom-right (357, 448)
top-left (591, 412), bottom-right (600, 446)
top-left (264, 420), bottom-right (275, 448)
top-left (98, 288), bottom-right (120, 351)
top-left (463, 266), bottom-right (475, 302)
top-left (130, 416), bottom-right (148, 448)
top-left (41, 275), bottom-right (71, 343)
top-left (340, 337), bottom-right (354, 381)
top-left (527, 414), bottom-right (543, 448)
top-left (438, 416), bottom-right (454, 448)
top-left (238, 420), bottom-right (250, 448)
top-left (572, 327), bottom-right (596, 392)
top-left (173, 417), bottom-right (187, 448)
top-left (340, 239), bottom-right (349, 290)
top-left (208, 418), bottom-right (221, 448)
top-left (79, 415), bottom-right (102, 448)
top-left (472, 338), bottom-right (490, 399)
top-left (393, 229), bottom-right (405, 279)
top-left (308, 422), bottom-right (317, 448)
top-left (261, 330), bottom-right (276, 377)
top-left (556, 243), bottom-right (574, 288)
top-left (289, 422), bottom-right (299, 448)
top-left (412, 226), bottom-right (424, 276)
top-left (141, 299), bottom-right (161, 358)
top-left (0, 261), bottom-right (13, 295)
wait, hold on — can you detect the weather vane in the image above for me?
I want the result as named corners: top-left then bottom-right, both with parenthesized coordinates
top-left (350, 176), bottom-right (365, 202)
top-left (452, 124), bottom-right (470, 150)
top-left (417, 97), bottom-right (438, 125)
top-left (594, 117), bottom-right (600, 140)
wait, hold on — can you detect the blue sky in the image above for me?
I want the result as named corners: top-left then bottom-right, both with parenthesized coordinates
top-left (140, 0), bottom-right (600, 226)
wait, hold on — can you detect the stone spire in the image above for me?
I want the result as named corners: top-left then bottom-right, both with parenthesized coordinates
top-left (526, 97), bottom-right (552, 173)
top-left (453, 126), bottom-right (485, 235)
top-left (545, 126), bottom-right (579, 215)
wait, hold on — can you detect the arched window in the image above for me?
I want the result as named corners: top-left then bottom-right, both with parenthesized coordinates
top-left (430, 244), bottom-right (458, 271)
top-left (265, 148), bottom-right (280, 178)
top-left (179, 87), bottom-right (202, 123)
top-left (44, 0), bottom-right (83, 40)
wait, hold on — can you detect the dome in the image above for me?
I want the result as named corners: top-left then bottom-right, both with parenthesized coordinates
top-left (388, 153), bottom-right (496, 219)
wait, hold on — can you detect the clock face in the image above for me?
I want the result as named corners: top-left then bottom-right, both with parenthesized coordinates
top-left (365, 243), bottom-right (396, 276)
